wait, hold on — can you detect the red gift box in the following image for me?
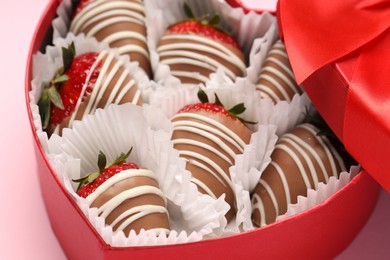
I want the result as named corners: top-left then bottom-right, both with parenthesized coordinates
top-left (25, 0), bottom-right (381, 259)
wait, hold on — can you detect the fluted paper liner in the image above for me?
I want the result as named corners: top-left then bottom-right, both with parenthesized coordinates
top-left (275, 166), bottom-right (360, 222)
top-left (47, 103), bottom-right (227, 246)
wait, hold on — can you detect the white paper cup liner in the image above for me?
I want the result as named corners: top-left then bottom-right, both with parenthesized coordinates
top-left (45, 103), bottom-right (228, 246)
top-left (275, 166), bottom-right (360, 222)
top-left (52, 0), bottom-right (73, 40)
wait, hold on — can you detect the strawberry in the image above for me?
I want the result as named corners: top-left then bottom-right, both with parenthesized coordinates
top-left (73, 148), bottom-right (171, 235)
top-left (167, 3), bottom-right (240, 50)
top-left (178, 89), bottom-right (255, 125)
top-left (251, 113), bottom-right (356, 227)
top-left (38, 42), bottom-right (102, 131)
top-left (168, 21), bottom-right (240, 50)
top-left (172, 90), bottom-right (255, 222)
top-left (39, 41), bottom-right (143, 135)
top-left (71, 0), bottom-right (152, 77)
top-left (73, 148), bottom-right (139, 198)
top-left (157, 3), bottom-right (245, 85)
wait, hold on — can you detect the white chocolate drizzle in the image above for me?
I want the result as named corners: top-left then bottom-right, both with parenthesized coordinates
top-left (158, 34), bottom-right (246, 83)
top-left (55, 50), bottom-right (140, 134)
top-left (171, 112), bottom-right (246, 200)
top-left (86, 169), bottom-right (169, 234)
top-left (252, 123), bottom-right (347, 227)
top-left (70, 0), bottom-right (149, 58)
top-left (256, 40), bottom-right (300, 103)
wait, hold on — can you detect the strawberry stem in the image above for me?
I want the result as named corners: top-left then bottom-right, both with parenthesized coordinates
top-left (48, 85), bottom-right (64, 110)
top-left (183, 2), bottom-right (194, 19)
top-left (214, 93), bottom-right (223, 107)
top-left (97, 150), bottom-right (107, 174)
top-left (228, 103), bottom-right (245, 116)
top-left (107, 147), bottom-right (133, 168)
top-left (72, 147), bottom-right (134, 192)
top-left (208, 15), bottom-right (220, 26)
top-left (38, 42), bottom-right (76, 130)
top-left (197, 89), bottom-right (256, 125)
top-left (197, 89), bottom-right (209, 103)
top-left (62, 42), bottom-right (76, 72)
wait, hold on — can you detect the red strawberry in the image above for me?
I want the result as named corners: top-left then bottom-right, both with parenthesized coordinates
top-left (178, 89), bottom-right (255, 125)
top-left (73, 148), bottom-right (171, 234)
top-left (158, 3), bottom-right (245, 85)
top-left (39, 42), bottom-right (143, 135)
top-left (172, 90), bottom-right (254, 222)
top-left (168, 20), bottom-right (240, 50)
top-left (167, 3), bottom-right (240, 50)
top-left (38, 42), bottom-right (102, 131)
top-left (74, 148), bottom-right (139, 198)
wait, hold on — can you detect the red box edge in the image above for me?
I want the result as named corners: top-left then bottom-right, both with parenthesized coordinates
top-left (23, 1), bottom-right (382, 259)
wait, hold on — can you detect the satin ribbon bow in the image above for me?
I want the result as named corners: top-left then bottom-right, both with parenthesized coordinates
top-left (278, 0), bottom-right (390, 191)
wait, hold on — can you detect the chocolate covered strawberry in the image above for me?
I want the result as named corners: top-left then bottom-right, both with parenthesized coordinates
top-left (171, 90), bottom-right (254, 221)
top-left (251, 119), bottom-right (354, 227)
top-left (70, 0), bottom-right (152, 77)
top-left (38, 42), bottom-right (143, 136)
top-left (256, 40), bottom-right (302, 103)
top-left (157, 3), bottom-right (246, 85)
top-left (73, 148), bottom-right (170, 235)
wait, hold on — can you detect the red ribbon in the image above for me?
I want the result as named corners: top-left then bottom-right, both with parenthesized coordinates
top-left (278, 0), bottom-right (390, 191)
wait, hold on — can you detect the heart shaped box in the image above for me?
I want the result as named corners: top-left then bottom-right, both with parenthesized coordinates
top-left (25, 0), bottom-right (381, 259)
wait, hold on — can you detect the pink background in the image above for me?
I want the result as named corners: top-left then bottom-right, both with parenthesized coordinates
top-left (0, 0), bottom-right (389, 259)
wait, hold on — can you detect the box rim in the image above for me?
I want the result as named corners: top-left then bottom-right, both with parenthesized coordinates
top-left (24, 0), bottom-right (381, 257)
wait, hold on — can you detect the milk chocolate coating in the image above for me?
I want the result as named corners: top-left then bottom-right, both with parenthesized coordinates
top-left (251, 123), bottom-right (347, 227)
top-left (157, 32), bottom-right (246, 85)
top-left (256, 40), bottom-right (301, 103)
top-left (88, 169), bottom-right (170, 235)
top-left (48, 51), bottom-right (143, 136)
top-left (171, 109), bottom-right (252, 221)
top-left (70, 0), bottom-right (152, 77)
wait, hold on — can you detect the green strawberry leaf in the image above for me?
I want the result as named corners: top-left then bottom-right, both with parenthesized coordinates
top-left (184, 2), bottom-right (194, 19)
top-left (52, 74), bottom-right (69, 85)
top-left (86, 172), bottom-right (100, 184)
top-left (227, 103), bottom-right (256, 125)
top-left (37, 90), bottom-right (51, 129)
top-left (112, 147), bottom-right (133, 165)
top-left (214, 93), bottom-right (223, 107)
top-left (98, 150), bottom-right (107, 174)
top-left (62, 42), bottom-right (76, 72)
top-left (228, 103), bottom-right (246, 116)
top-left (72, 175), bottom-right (89, 191)
top-left (208, 15), bottom-right (220, 26)
top-left (238, 118), bottom-right (257, 125)
top-left (48, 85), bottom-right (64, 110)
top-left (72, 172), bottom-right (100, 192)
top-left (197, 89), bottom-right (209, 104)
